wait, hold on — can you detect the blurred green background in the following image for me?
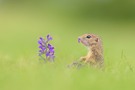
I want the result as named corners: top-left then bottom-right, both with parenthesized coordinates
top-left (0, 0), bottom-right (135, 90)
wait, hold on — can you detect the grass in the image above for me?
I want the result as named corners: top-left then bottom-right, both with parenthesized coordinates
top-left (0, 9), bottom-right (135, 90)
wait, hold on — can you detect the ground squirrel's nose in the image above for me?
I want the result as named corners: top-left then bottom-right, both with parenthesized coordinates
top-left (78, 37), bottom-right (81, 43)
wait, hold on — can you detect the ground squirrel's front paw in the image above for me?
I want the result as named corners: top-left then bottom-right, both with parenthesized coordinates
top-left (85, 59), bottom-right (96, 64)
top-left (80, 56), bottom-right (86, 62)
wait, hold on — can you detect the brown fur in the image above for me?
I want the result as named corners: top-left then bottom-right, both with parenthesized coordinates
top-left (79, 34), bottom-right (104, 68)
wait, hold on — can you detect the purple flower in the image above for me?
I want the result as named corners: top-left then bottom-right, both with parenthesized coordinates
top-left (48, 44), bottom-right (54, 49)
top-left (46, 44), bottom-right (55, 58)
top-left (38, 34), bottom-right (55, 62)
top-left (47, 34), bottom-right (52, 41)
top-left (38, 37), bottom-right (46, 54)
top-left (38, 40), bottom-right (42, 45)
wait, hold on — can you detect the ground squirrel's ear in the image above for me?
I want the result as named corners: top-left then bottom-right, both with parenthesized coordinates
top-left (95, 38), bottom-right (99, 42)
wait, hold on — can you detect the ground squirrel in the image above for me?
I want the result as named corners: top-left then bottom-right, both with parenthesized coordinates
top-left (78, 34), bottom-right (104, 68)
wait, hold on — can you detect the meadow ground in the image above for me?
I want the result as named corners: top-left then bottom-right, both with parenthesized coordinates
top-left (0, 8), bottom-right (135, 90)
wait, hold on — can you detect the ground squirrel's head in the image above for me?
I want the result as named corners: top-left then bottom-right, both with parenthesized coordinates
top-left (78, 34), bottom-right (101, 47)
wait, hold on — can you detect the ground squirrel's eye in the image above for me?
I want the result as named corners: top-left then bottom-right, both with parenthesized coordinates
top-left (86, 35), bottom-right (91, 39)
